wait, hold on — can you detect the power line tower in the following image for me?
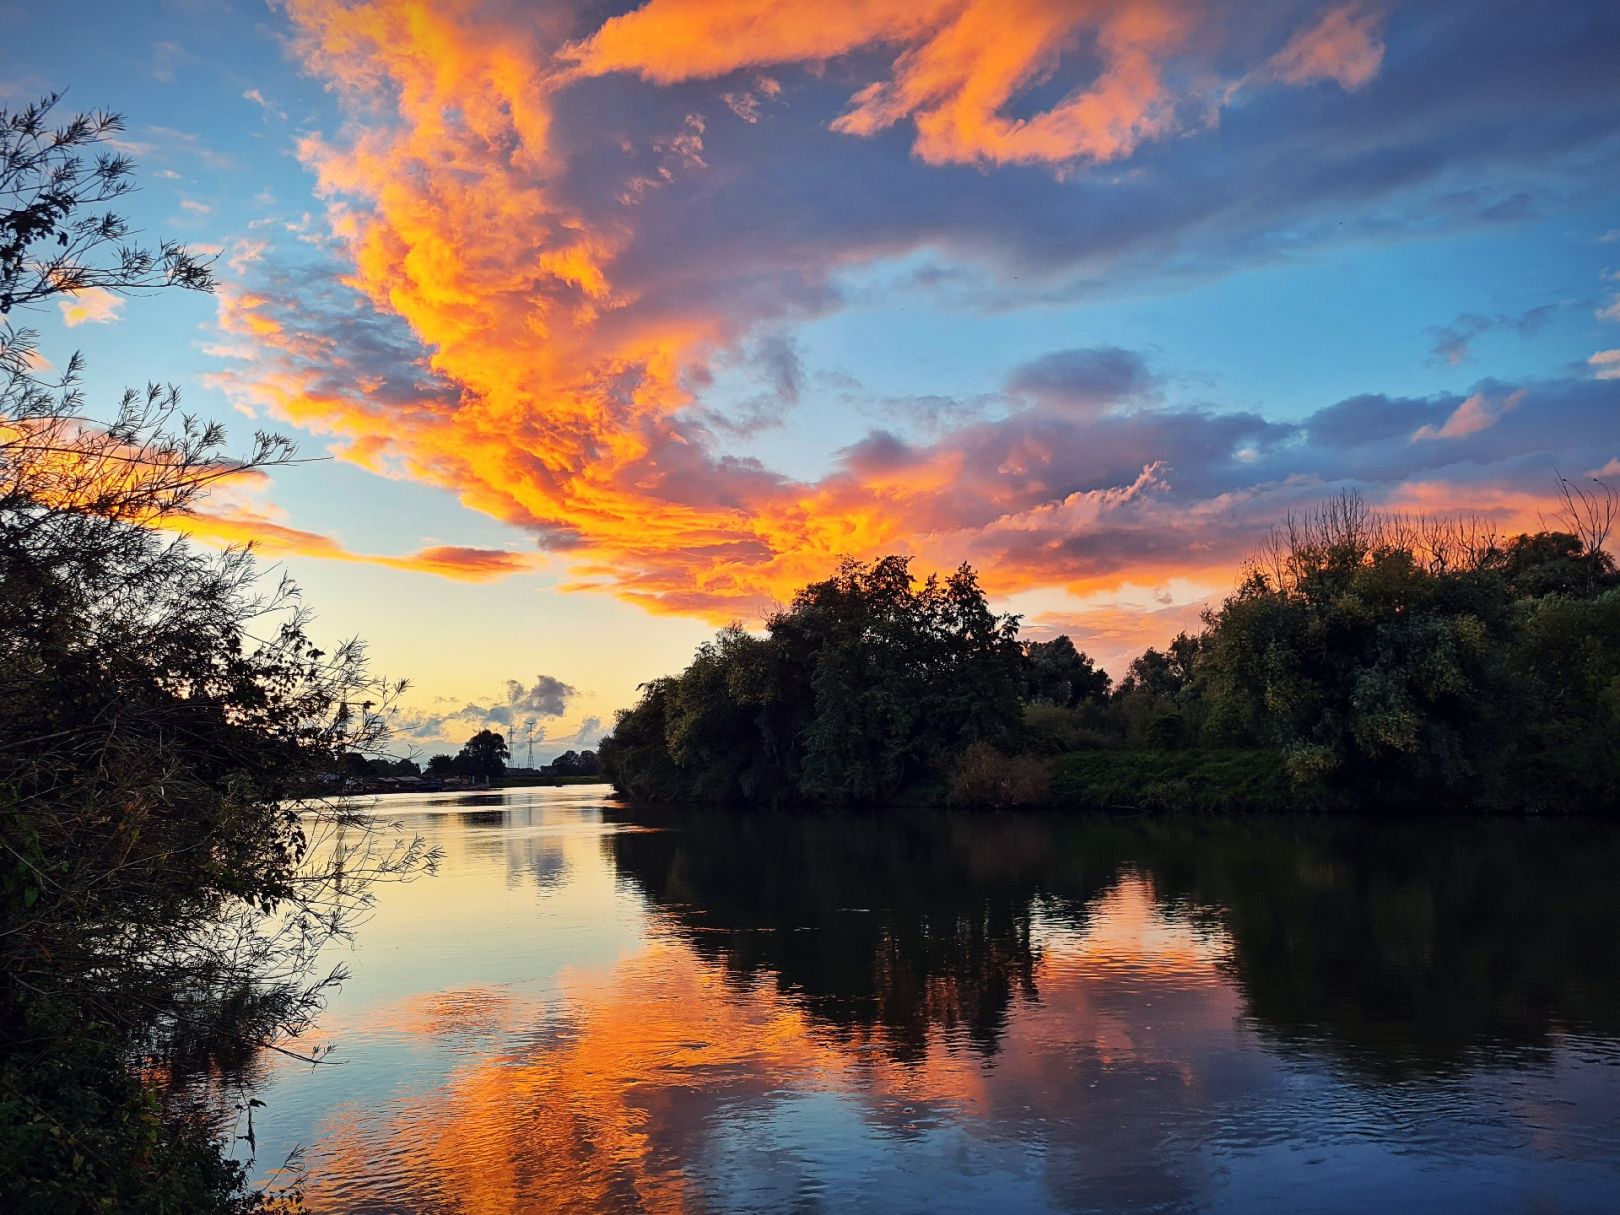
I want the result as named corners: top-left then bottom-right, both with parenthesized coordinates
top-left (523, 718), bottom-right (537, 769)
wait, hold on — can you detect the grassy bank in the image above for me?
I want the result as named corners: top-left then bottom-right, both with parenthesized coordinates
top-left (1044, 748), bottom-right (1317, 814)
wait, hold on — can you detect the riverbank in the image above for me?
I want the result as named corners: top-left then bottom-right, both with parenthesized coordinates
top-left (500, 774), bottom-right (610, 788)
top-left (607, 746), bottom-right (1610, 817)
top-left (870, 747), bottom-right (1322, 814)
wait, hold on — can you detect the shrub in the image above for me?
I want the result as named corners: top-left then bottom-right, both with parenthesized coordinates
top-left (947, 742), bottom-right (1052, 808)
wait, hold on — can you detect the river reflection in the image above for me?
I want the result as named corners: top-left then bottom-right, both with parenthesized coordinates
top-left (241, 789), bottom-right (1620, 1213)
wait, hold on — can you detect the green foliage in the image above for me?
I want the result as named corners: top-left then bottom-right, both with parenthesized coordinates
top-left (0, 1034), bottom-right (283, 1214)
top-left (601, 557), bottom-right (1024, 805)
top-left (1, 94), bottom-right (419, 1212)
top-left (1047, 749), bottom-right (1313, 813)
top-left (542, 749), bottom-right (599, 776)
top-left (1022, 702), bottom-right (1119, 754)
top-left (1077, 491), bottom-right (1620, 811)
top-left (1506, 589), bottom-right (1620, 806)
top-left (1023, 636), bottom-right (1110, 707)
top-left (1188, 496), bottom-right (1618, 806)
top-left (605, 491), bottom-right (1619, 814)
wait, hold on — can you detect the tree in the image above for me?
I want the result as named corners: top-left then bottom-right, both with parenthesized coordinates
top-left (1023, 636), bottom-right (1110, 707)
top-left (1116, 632), bottom-right (1201, 699)
top-left (1, 94), bottom-right (211, 315)
top-left (601, 557), bottom-right (1025, 805)
top-left (1, 95), bottom-right (427, 1212)
top-left (1194, 492), bottom-right (1616, 800)
top-left (545, 749), bottom-right (599, 776)
top-left (456, 729), bottom-right (509, 782)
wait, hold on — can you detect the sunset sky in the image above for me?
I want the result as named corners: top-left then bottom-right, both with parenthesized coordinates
top-left (6, 0), bottom-right (1620, 758)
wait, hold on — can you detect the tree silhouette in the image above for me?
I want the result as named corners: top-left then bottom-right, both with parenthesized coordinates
top-left (1, 93), bottom-right (427, 1211)
top-left (457, 729), bottom-right (509, 782)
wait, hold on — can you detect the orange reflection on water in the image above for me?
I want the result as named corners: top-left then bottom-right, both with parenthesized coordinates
top-left (294, 875), bottom-right (1237, 1213)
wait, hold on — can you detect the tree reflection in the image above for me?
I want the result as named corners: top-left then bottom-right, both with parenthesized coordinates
top-left (608, 809), bottom-right (1620, 1075)
top-left (608, 810), bottom-right (1095, 1060)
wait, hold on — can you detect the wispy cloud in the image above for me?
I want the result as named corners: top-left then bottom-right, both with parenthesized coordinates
top-left (1426, 304), bottom-right (1561, 366)
top-left (242, 88), bottom-right (287, 120)
top-left (1265, 4), bottom-right (1385, 90)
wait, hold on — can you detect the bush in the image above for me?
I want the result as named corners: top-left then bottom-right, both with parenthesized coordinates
top-left (947, 742), bottom-right (1052, 808)
top-left (1022, 702), bottom-right (1120, 754)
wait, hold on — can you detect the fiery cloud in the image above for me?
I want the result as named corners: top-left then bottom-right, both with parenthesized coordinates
top-left (211, 1), bottom-right (1620, 627)
top-left (567, 0), bottom-right (1198, 169)
top-left (1410, 387), bottom-right (1526, 442)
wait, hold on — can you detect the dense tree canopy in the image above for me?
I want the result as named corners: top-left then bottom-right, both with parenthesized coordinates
top-left (1023, 636), bottom-right (1110, 708)
top-left (601, 556), bottom-right (1023, 805)
top-left (545, 748), bottom-right (599, 776)
top-left (1191, 495), bottom-right (1619, 805)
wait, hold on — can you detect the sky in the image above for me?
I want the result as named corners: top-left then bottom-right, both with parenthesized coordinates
top-left (5, 0), bottom-right (1620, 760)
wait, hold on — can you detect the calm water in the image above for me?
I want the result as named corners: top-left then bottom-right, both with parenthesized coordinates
top-left (231, 787), bottom-right (1620, 1213)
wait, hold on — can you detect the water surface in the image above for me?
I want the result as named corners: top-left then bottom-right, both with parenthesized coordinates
top-left (237, 788), bottom-right (1620, 1213)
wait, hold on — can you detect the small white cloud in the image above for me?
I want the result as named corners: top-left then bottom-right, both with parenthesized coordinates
top-left (1590, 348), bottom-right (1620, 380)
top-left (59, 287), bottom-right (124, 327)
top-left (243, 88), bottom-right (287, 121)
top-left (151, 39), bottom-right (191, 84)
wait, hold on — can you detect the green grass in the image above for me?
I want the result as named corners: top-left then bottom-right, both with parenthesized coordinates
top-left (1046, 748), bottom-right (1321, 813)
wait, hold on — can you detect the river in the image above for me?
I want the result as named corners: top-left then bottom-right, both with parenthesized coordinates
top-left (232, 786), bottom-right (1620, 1213)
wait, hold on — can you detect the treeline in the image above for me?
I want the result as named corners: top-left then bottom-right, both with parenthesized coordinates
top-left (340, 734), bottom-right (602, 785)
top-left (601, 491), bottom-right (1620, 812)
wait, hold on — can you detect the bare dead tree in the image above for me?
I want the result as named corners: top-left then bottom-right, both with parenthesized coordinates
top-left (1554, 474), bottom-right (1617, 558)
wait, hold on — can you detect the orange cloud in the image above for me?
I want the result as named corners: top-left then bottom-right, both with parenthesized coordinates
top-left (1411, 387), bottom-right (1525, 441)
top-left (3, 404), bottom-right (538, 581)
top-left (1266, 4), bottom-right (1385, 90)
top-left (567, 0), bottom-right (1198, 169)
top-left (208, 0), bottom-right (1598, 641)
top-left (169, 509), bottom-right (540, 580)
